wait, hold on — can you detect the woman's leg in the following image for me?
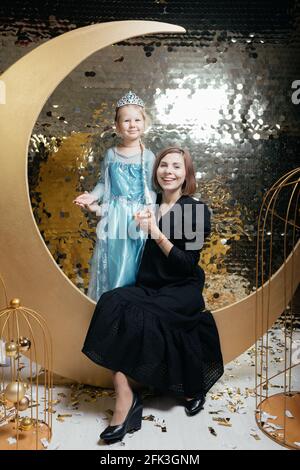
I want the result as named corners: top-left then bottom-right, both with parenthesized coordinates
top-left (110, 371), bottom-right (134, 426)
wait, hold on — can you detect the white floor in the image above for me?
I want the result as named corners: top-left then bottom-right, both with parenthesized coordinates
top-left (44, 328), bottom-right (299, 450)
top-left (2, 327), bottom-right (299, 450)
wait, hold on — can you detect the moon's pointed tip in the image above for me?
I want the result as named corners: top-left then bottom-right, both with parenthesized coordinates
top-left (121, 20), bottom-right (186, 34)
top-left (148, 21), bottom-right (186, 34)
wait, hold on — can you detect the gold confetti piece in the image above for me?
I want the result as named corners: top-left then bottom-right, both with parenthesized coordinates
top-left (49, 400), bottom-right (60, 405)
top-left (143, 414), bottom-right (155, 422)
top-left (105, 409), bottom-right (113, 416)
top-left (208, 426), bottom-right (217, 436)
top-left (57, 414), bottom-right (72, 418)
top-left (250, 433), bottom-right (261, 441)
top-left (46, 407), bottom-right (56, 414)
top-left (154, 423), bottom-right (167, 432)
top-left (217, 421), bottom-right (232, 427)
top-left (213, 417), bottom-right (232, 427)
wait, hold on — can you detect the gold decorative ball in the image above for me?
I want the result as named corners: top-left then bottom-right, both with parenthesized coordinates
top-left (17, 337), bottom-right (31, 352)
top-left (15, 396), bottom-right (29, 411)
top-left (19, 416), bottom-right (34, 431)
top-left (4, 382), bottom-right (26, 403)
top-left (5, 341), bottom-right (18, 357)
top-left (0, 392), bottom-right (13, 409)
top-left (23, 382), bottom-right (30, 391)
top-left (0, 392), bottom-right (7, 406)
top-left (10, 298), bottom-right (20, 308)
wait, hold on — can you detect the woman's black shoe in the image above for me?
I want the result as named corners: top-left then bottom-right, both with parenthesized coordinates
top-left (184, 394), bottom-right (205, 416)
top-left (100, 391), bottom-right (143, 444)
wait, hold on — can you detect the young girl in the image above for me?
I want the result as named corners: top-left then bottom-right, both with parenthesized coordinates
top-left (73, 91), bottom-right (156, 301)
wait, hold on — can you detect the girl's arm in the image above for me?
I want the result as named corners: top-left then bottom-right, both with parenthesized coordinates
top-left (73, 151), bottom-right (108, 206)
top-left (89, 151), bottom-right (108, 202)
top-left (85, 202), bottom-right (102, 217)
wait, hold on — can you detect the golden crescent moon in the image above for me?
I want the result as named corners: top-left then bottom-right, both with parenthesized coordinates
top-left (0, 21), bottom-right (299, 387)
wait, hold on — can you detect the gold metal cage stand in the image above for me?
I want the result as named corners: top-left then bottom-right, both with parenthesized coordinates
top-left (255, 167), bottom-right (300, 450)
top-left (0, 292), bottom-right (53, 450)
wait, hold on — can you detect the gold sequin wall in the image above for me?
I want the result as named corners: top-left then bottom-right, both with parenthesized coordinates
top-left (1, 1), bottom-right (299, 309)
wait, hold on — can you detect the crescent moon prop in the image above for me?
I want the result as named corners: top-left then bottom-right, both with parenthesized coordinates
top-left (0, 21), bottom-right (299, 386)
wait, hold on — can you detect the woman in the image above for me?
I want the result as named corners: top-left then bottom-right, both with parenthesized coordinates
top-left (82, 146), bottom-right (224, 444)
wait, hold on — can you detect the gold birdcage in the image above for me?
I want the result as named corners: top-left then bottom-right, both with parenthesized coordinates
top-left (0, 281), bottom-right (53, 450)
top-left (255, 167), bottom-right (300, 449)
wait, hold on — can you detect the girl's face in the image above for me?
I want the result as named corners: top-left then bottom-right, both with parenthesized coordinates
top-left (116, 105), bottom-right (145, 141)
top-left (156, 152), bottom-right (186, 193)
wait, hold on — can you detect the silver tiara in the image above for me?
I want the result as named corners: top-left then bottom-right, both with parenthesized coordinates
top-left (116, 91), bottom-right (145, 109)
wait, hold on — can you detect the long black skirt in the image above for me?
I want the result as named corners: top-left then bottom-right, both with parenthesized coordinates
top-left (82, 282), bottom-right (224, 397)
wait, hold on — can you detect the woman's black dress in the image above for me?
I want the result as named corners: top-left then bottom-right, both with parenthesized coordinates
top-left (82, 194), bottom-right (224, 397)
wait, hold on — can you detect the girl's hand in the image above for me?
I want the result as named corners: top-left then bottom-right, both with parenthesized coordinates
top-left (73, 191), bottom-right (97, 208)
top-left (134, 209), bottom-right (160, 238)
top-left (85, 202), bottom-right (102, 216)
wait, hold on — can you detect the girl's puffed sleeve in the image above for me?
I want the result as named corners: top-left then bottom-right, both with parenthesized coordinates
top-left (89, 150), bottom-right (108, 202)
top-left (145, 150), bottom-right (156, 204)
top-left (167, 200), bottom-right (211, 277)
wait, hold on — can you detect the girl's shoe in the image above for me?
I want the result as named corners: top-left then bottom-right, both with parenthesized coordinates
top-left (100, 391), bottom-right (143, 444)
top-left (184, 393), bottom-right (206, 416)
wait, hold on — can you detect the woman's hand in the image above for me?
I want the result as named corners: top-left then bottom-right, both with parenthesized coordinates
top-left (73, 191), bottom-right (97, 208)
top-left (134, 208), bottom-right (160, 239)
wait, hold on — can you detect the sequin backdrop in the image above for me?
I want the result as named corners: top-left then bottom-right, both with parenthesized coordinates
top-left (0, 0), bottom-right (299, 309)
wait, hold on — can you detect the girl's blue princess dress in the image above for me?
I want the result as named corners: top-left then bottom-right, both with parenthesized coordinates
top-left (87, 147), bottom-right (156, 302)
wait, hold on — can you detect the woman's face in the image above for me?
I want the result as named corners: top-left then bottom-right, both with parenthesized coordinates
top-left (115, 105), bottom-right (145, 141)
top-left (156, 152), bottom-right (186, 193)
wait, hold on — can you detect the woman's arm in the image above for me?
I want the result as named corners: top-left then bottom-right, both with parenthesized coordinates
top-left (151, 200), bottom-right (211, 276)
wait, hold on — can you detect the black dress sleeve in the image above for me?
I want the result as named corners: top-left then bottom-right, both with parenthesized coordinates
top-left (166, 200), bottom-right (211, 277)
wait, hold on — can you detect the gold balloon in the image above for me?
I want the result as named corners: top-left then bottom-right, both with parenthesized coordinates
top-left (10, 298), bottom-right (20, 308)
top-left (4, 382), bottom-right (25, 403)
top-left (17, 336), bottom-right (31, 352)
top-left (19, 416), bottom-right (34, 431)
top-left (15, 396), bottom-right (29, 411)
top-left (5, 341), bottom-right (18, 357)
